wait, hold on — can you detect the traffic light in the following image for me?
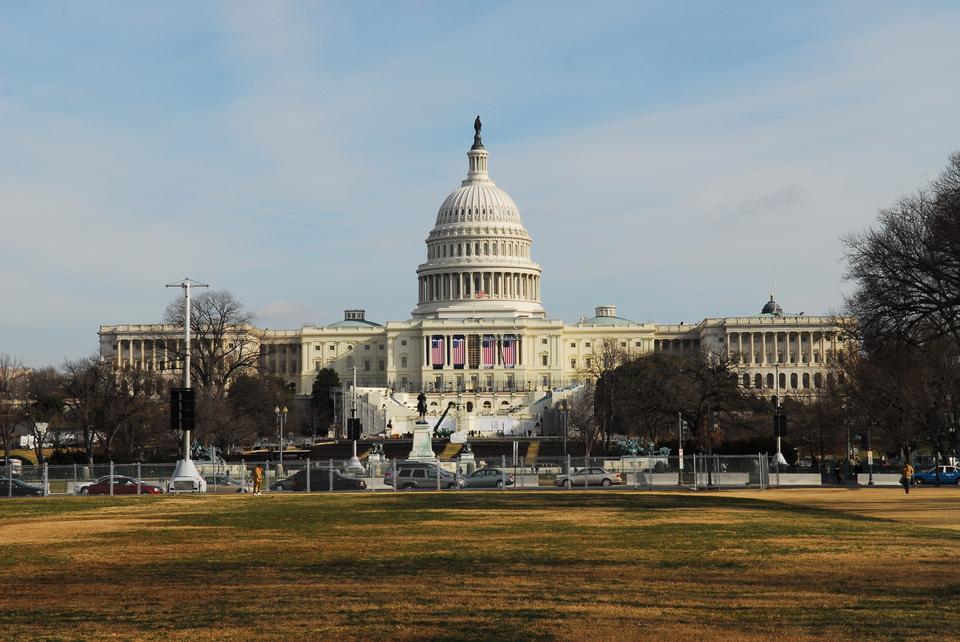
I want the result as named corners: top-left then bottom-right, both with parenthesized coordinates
top-left (170, 388), bottom-right (195, 431)
top-left (772, 412), bottom-right (788, 437)
top-left (347, 418), bottom-right (362, 440)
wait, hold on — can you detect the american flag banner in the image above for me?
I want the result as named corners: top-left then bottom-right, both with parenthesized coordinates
top-left (452, 335), bottom-right (466, 369)
top-left (481, 334), bottom-right (495, 368)
top-left (502, 334), bottom-right (517, 368)
top-left (431, 336), bottom-right (445, 369)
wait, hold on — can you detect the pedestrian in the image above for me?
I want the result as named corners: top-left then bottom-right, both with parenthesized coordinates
top-left (252, 465), bottom-right (263, 495)
top-left (900, 461), bottom-right (914, 495)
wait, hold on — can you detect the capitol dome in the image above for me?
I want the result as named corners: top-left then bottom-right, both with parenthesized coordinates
top-left (412, 118), bottom-right (545, 319)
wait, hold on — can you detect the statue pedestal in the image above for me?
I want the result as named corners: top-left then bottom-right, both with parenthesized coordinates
top-left (458, 449), bottom-right (476, 475)
top-left (408, 421), bottom-right (436, 461)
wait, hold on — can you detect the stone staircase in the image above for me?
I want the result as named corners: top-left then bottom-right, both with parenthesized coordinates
top-left (439, 442), bottom-right (463, 460)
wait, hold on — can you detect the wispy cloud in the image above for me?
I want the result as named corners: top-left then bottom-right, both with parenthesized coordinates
top-left (1, 2), bottom-right (958, 365)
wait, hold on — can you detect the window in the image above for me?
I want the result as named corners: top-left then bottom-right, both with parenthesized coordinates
top-left (570, 342), bottom-right (576, 348)
top-left (571, 359), bottom-right (577, 369)
top-left (541, 354), bottom-right (548, 366)
top-left (802, 373), bottom-right (810, 389)
top-left (814, 373), bottom-right (823, 388)
top-left (743, 374), bottom-right (750, 388)
top-left (755, 373), bottom-right (762, 388)
top-left (378, 360), bottom-right (385, 372)
top-left (401, 356), bottom-right (408, 368)
top-left (541, 338), bottom-right (548, 345)
top-left (364, 344), bottom-right (370, 350)
top-left (364, 360), bottom-right (371, 372)
top-left (585, 342), bottom-right (591, 347)
top-left (401, 340), bottom-right (407, 346)
top-left (620, 342), bottom-right (627, 347)
top-left (346, 357), bottom-right (354, 370)
top-left (329, 345), bottom-right (335, 351)
top-left (315, 344), bottom-right (322, 351)
top-left (585, 358), bottom-right (593, 368)
top-left (347, 345), bottom-right (353, 351)
top-left (635, 342), bottom-right (641, 347)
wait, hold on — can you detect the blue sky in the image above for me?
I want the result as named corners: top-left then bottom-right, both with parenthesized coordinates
top-left (2, 1), bottom-right (959, 367)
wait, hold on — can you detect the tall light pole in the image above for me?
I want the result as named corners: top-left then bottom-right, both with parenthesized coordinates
top-left (165, 277), bottom-right (208, 493)
top-left (274, 405), bottom-right (288, 463)
top-left (774, 363), bottom-right (783, 482)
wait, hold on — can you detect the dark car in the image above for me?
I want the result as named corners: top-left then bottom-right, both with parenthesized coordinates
top-left (463, 468), bottom-right (514, 489)
top-left (271, 469), bottom-right (367, 491)
top-left (0, 478), bottom-right (44, 497)
top-left (84, 476), bottom-right (163, 495)
top-left (384, 461), bottom-right (464, 489)
top-left (389, 467), bottom-right (463, 490)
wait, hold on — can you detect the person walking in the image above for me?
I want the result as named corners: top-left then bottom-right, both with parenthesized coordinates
top-left (252, 465), bottom-right (263, 495)
top-left (900, 461), bottom-right (914, 495)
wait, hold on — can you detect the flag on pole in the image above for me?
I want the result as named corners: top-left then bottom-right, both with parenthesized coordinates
top-left (431, 336), bottom-right (445, 369)
top-left (502, 334), bottom-right (516, 368)
top-left (452, 335), bottom-right (465, 369)
top-left (481, 334), bottom-right (495, 368)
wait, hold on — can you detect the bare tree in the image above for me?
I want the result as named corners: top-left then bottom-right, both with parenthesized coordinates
top-left (844, 152), bottom-right (960, 349)
top-left (25, 367), bottom-right (65, 465)
top-left (566, 383), bottom-right (602, 457)
top-left (0, 354), bottom-right (28, 466)
top-left (163, 289), bottom-right (260, 399)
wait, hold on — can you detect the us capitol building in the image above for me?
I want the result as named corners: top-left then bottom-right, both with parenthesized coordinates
top-left (99, 119), bottom-right (848, 436)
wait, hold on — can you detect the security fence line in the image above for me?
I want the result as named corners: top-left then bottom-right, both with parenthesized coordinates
top-left (3, 453), bottom-right (901, 497)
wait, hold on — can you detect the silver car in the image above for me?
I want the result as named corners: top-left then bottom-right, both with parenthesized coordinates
top-left (463, 468), bottom-right (514, 489)
top-left (554, 467), bottom-right (624, 488)
top-left (390, 467), bottom-right (461, 490)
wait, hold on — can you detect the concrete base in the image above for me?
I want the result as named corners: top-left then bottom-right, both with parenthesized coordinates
top-left (858, 473), bottom-right (903, 487)
top-left (408, 423), bottom-right (436, 461)
top-left (167, 459), bottom-right (207, 494)
top-left (770, 473), bottom-right (822, 486)
top-left (625, 473), bottom-right (681, 487)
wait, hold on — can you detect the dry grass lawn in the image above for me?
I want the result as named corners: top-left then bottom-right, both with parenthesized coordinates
top-left (2, 488), bottom-right (959, 641)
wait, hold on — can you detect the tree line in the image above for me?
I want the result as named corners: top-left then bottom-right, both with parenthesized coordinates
top-left (1, 290), bottom-right (341, 466)
top-left (564, 152), bottom-right (960, 465)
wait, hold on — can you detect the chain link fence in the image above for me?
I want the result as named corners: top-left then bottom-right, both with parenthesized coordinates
top-left (3, 450), bottom-right (856, 497)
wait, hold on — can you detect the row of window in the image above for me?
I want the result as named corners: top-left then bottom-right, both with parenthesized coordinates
top-left (428, 239), bottom-right (529, 260)
top-left (742, 371), bottom-right (836, 390)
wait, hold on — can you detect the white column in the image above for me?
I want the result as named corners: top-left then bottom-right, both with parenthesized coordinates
top-left (749, 333), bottom-right (755, 365)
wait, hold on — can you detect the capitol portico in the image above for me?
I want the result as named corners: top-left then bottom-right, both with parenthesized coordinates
top-left (99, 118), bottom-right (849, 436)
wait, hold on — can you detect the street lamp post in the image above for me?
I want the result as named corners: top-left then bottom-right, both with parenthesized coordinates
top-left (274, 405), bottom-right (288, 473)
top-left (560, 399), bottom-right (568, 457)
top-left (867, 421), bottom-right (875, 486)
top-left (165, 277), bottom-right (208, 493)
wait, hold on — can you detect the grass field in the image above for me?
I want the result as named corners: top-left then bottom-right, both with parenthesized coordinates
top-left (2, 489), bottom-right (960, 641)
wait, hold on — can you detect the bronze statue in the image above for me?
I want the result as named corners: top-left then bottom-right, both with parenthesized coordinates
top-left (474, 115), bottom-right (481, 135)
top-left (416, 391), bottom-right (427, 421)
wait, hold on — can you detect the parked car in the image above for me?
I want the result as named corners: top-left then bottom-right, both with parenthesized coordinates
top-left (554, 467), bottom-right (625, 488)
top-left (83, 476), bottom-right (163, 495)
top-left (0, 478), bottom-right (44, 497)
top-left (271, 469), bottom-right (367, 491)
top-left (463, 468), bottom-right (514, 489)
top-left (388, 467), bottom-right (462, 490)
top-left (204, 474), bottom-right (248, 492)
top-left (912, 466), bottom-right (960, 485)
top-left (384, 461), bottom-right (464, 489)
